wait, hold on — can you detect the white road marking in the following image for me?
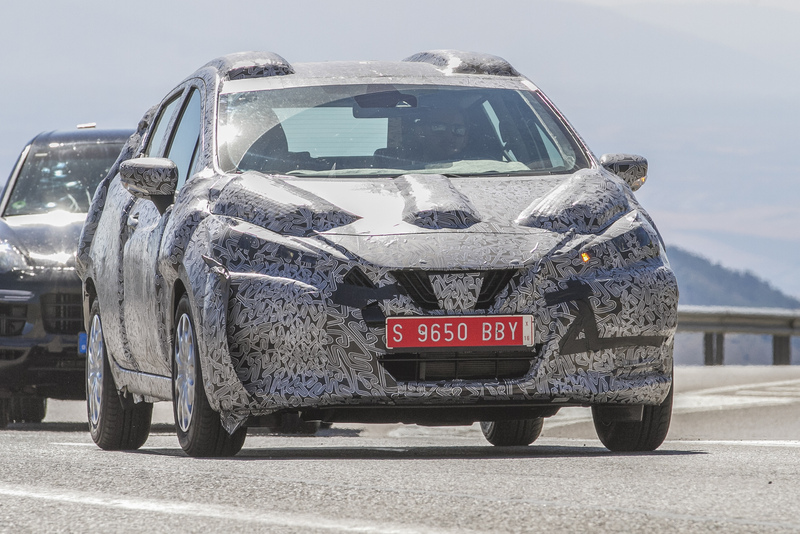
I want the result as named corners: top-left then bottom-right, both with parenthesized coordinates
top-left (536, 437), bottom-right (800, 449)
top-left (664, 439), bottom-right (800, 448)
top-left (543, 408), bottom-right (594, 428)
top-left (675, 378), bottom-right (800, 414)
top-left (681, 378), bottom-right (800, 397)
top-left (673, 393), bottom-right (798, 412)
top-left (387, 424), bottom-right (482, 439)
top-left (0, 484), bottom-right (467, 534)
top-left (547, 378), bottom-right (800, 428)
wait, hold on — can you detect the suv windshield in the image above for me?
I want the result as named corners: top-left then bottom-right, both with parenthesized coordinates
top-left (218, 84), bottom-right (590, 178)
top-left (4, 141), bottom-right (123, 216)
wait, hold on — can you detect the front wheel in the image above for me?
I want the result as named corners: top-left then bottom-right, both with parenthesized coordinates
top-left (480, 418), bottom-right (544, 446)
top-left (592, 387), bottom-right (673, 452)
top-left (173, 294), bottom-right (246, 457)
top-left (86, 300), bottom-right (152, 450)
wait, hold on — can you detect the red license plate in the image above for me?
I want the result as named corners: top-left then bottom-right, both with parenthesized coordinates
top-left (385, 315), bottom-right (534, 349)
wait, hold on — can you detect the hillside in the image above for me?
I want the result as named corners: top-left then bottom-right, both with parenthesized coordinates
top-left (666, 246), bottom-right (800, 308)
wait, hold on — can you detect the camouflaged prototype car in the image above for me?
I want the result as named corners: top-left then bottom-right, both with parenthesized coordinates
top-left (77, 50), bottom-right (678, 456)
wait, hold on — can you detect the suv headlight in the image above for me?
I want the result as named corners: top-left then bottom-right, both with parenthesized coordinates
top-left (0, 241), bottom-right (29, 273)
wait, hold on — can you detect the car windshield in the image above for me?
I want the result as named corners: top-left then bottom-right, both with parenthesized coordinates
top-left (4, 141), bottom-right (123, 216)
top-left (217, 84), bottom-right (590, 178)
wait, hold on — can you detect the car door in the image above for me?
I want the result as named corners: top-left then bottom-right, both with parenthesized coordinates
top-left (122, 83), bottom-right (203, 376)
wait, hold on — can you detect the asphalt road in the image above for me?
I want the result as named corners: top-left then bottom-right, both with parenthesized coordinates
top-left (2, 366), bottom-right (800, 533)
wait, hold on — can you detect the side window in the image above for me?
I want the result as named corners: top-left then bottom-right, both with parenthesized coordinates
top-left (165, 88), bottom-right (202, 190)
top-left (144, 93), bottom-right (183, 157)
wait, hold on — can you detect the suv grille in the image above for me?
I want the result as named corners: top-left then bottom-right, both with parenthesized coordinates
top-left (0, 348), bottom-right (26, 361)
top-left (0, 303), bottom-right (27, 336)
top-left (379, 350), bottom-right (534, 381)
top-left (41, 293), bottom-right (83, 335)
top-left (391, 270), bottom-right (516, 310)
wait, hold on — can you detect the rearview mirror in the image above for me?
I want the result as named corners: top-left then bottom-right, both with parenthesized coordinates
top-left (120, 157), bottom-right (178, 214)
top-left (600, 154), bottom-right (648, 191)
top-left (353, 91), bottom-right (419, 118)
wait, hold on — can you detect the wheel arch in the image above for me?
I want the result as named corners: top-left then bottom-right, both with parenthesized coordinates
top-left (172, 278), bottom-right (188, 324)
top-left (82, 278), bottom-right (98, 332)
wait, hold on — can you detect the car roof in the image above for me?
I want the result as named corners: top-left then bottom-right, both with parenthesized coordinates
top-left (30, 129), bottom-right (133, 148)
top-left (203, 50), bottom-right (530, 88)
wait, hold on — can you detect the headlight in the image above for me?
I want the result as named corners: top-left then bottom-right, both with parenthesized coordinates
top-left (0, 241), bottom-right (29, 273)
top-left (579, 221), bottom-right (660, 269)
top-left (211, 225), bottom-right (327, 276)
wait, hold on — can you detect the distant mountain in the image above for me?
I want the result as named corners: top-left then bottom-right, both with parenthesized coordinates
top-left (666, 245), bottom-right (800, 365)
top-left (666, 245), bottom-right (800, 309)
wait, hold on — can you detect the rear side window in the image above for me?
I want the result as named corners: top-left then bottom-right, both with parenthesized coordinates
top-left (145, 93), bottom-right (182, 157)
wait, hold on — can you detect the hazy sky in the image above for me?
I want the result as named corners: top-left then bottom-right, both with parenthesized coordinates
top-left (2, 0), bottom-right (798, 297)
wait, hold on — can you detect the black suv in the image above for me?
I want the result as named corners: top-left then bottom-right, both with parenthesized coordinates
top-left (0, 128), bottom-right (131, 427)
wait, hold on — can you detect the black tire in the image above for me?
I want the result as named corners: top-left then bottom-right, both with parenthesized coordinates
top-left (480, 418), bottom-right (544, 446)
top-left (10, 397), bottom-right (47, 423)
top-left (0, 399), bottom-right (9, 429)
top-left (276, 413), bottom-right (321, 435)
top-left (173, 294), bottom-right (246, 457)
top-left (592, 386), bottom-right (673, 452)
top-left (86, 300), bottom-right (153, 450)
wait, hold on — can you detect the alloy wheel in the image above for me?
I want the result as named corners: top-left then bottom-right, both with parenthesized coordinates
top-left (174, 313), bottom-right (196, 433)
top-left (86, 314), bottom-right (105, 428)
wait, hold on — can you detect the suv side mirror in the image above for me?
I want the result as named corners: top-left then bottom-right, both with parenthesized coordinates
top-left (120, 157), bottom-right (178, 214)
top-left (600, 154), bottom-right (648, 191)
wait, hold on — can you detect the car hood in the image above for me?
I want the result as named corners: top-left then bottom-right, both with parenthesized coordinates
top-left (212, 168), bottom-right (634, 269)
top-left (0, 211), bottom-right (86, 267)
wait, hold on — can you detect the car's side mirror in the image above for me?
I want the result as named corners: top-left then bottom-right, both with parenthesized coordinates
top-left (600, 154), bottom-right (648, 191)
top-left (120, 157), bottom-right (178, 214)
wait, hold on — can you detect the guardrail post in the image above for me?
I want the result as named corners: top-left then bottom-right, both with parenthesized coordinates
top-left (773, 335), bottom-right (791, 365)
top-left (704, 332), bottom-right (724, 365)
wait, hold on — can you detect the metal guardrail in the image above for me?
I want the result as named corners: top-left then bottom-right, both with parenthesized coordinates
top-left (677, 305), bottom-right (800, 365)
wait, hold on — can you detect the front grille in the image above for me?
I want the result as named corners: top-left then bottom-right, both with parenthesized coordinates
top-left (379, 350), bottom-right (534, 381)
top-left (0, 303), bottom-right (27, 336)
top-left (475, 270), bottom-right (516, 309)
top-left (391, 270), bottom-right (516, 310)
top-left (392, 271), bottom-right (438, 309)
top-left (344, 267), bottom-right (375, 288)
top-left (41, 293), bottom-right (83, 335)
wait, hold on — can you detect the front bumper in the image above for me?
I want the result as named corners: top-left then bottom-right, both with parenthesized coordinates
top-left (0, 269), bottom-right (85, 399)
top-left (192, 243), bottom-right (677, 431)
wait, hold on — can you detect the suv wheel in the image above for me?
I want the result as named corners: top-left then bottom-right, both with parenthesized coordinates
top-left (10, 397), bottom-right (47, 423)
